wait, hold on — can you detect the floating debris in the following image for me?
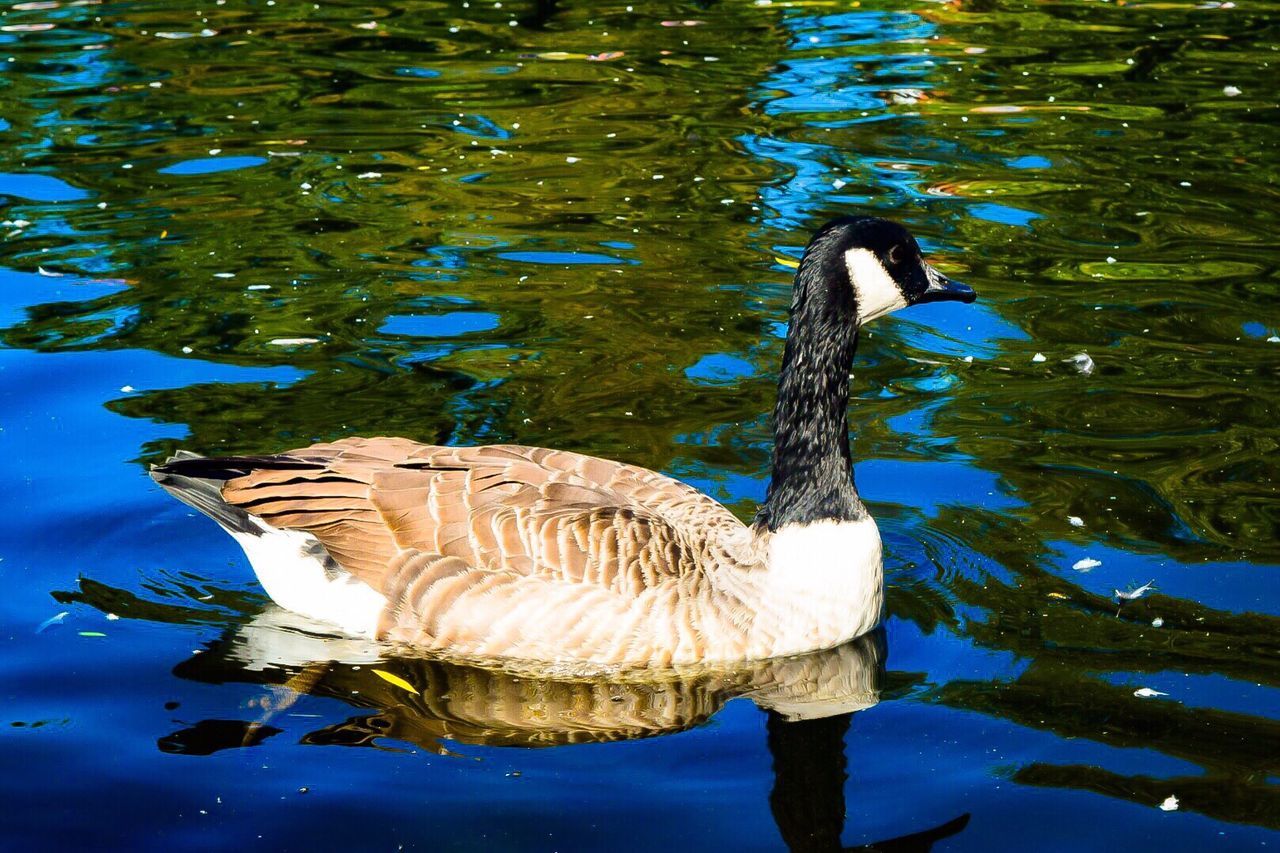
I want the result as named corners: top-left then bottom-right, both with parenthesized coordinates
top-left (120, 385), bottom-right (135, 393)
top-left (37, 266), bottom-right (64, 277)
top-left (1134, 687), bottom-right (1168, 698)
top-left (1067, 516), bottom-right (1085, 528)
top-left (1072, 558), bottom-right (1102, 572)
top-left (356, 171), bottom-right (382, 179)
top-left (1152, 617), bottom-right (1165, 627)
top-left (1031, 352), bottom-right (1047, 363)
top-left (372, 669), bottom-right (419, 695)
top-left (267, 337), bottom-right (321, 347)
top-left (36, 611), bottom-right (69, 633)
top-left (1047, 592), bottom-right (1069, 600)
top-left (1115, 579), bottom-right (1157, 600)
top-left (1223, 85), bottom-right (1241, 97)
top-left (1159, 795), bottom-right (1179, 812)
top-left (1065, 352), bottom-right (1095, 376)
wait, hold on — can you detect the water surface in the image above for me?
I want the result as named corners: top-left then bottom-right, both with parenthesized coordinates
top-left (2, 0), bottom-right (1278, 848)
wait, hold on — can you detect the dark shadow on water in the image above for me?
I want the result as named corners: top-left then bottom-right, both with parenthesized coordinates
top-left (767, 711), bottom-right (970, 852)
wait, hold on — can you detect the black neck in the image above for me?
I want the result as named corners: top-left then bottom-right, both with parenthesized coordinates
top-left (756, 243), bottom-right (865, 532)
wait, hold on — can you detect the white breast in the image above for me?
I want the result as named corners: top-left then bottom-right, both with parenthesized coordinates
top-left (748, 517), bottom-right (885, 657)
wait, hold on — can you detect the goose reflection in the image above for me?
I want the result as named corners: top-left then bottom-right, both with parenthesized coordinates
top-left (165, 611), bottom-right (968, 850)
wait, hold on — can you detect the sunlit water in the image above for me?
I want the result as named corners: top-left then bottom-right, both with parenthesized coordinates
top-left (1, 0), bottom-right (1277, 848)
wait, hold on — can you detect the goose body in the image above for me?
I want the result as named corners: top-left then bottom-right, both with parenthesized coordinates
top-left (153, 216), bottom-right (975, 669)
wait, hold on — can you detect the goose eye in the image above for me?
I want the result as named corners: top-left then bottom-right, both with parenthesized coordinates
top-left (887, 244), bottom-right (904, 266)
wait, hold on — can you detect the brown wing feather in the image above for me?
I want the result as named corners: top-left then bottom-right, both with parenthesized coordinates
top-left (216, 437), bottom-right (746, 602)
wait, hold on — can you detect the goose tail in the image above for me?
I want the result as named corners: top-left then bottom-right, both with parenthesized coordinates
top-left (150, 451), bottom-right (389, 638)
top-left (149, 451), bottom-right (260, 536)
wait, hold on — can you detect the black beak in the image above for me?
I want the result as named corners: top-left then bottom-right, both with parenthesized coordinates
top-left (917, 263), bottom-right (976, 304)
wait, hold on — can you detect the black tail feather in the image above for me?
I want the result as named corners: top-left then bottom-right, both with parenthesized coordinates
top-left (152, 454), bottom-right (324, 482)
top-left (150, 452), bottom-right (313, 537)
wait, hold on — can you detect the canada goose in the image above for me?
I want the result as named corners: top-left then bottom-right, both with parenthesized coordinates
top-left (152, 216), bottom-right (976, 669)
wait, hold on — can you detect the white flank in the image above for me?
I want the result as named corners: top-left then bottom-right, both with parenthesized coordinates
top-left (755, 517), bottom-right (885, 656)
top-left (844, 247), bottom-right (908, 325)
top-left (227, 518), bottom-right (387, 638)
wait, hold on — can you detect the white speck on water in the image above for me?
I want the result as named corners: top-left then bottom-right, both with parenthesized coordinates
top-left (1031, 352), bottom-right (1047, 363)
top-left (1067, 516), bottom-right (1084, 527)
top-left (208, 148), bottom-right (221, 155)
top-left (832, 178), bottom-right (847, 189)
top-left (1116, 580), bottom-right (1157, 600)
top-left (106, 613), bottom-right (119, 621)
top-left (357, 172), bottom-right (382, 179)
top-left (1267, 335), bottom-right (1280, 343)
top-left (1159, 795), bottom-right (1179, 811)
top-left (213, 272), bottom-right (235, 278)
top-left (1152, 617), bottom-right (1164, 627)
top-left (565, 156), bottom-right (580, 164)
top-left (35, 611), bottom-right (69, 633)
top-left (246, 284), bottom-right (271, 291)
top-left (1106, 256), bottom-right (1116, 263)
top-left (652, 174), bottom-right (665, 180)
top-left (1072, 558), bottom-right (1102, 572)
top-left (1135, 687), bottom-right (1168, 699)
top-left (1179, 181), bottom-right (1191, 187)
top-left (268, 337), bottom-right (321, 346)
top-left (1223, 85), bottom-right (1241, 96)
top-left (120, 385), bottom-right (135, 393)
top-left (1065, 352), bottom-right (1095, 375)
top-left (36, 266), bottom-right (63, 277)
top-left (181, 346), bottom-right (193, 354)
top-left (963, 355), bottom-right (974, 363)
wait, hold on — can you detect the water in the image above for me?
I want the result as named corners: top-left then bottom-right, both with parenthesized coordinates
top-left (1, 0), bottom-right (1277, 848)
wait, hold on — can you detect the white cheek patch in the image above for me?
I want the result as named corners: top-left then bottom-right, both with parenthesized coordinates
top-left (844, 247), bottom-right (908, 325)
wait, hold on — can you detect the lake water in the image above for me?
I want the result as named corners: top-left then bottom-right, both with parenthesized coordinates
top-left (1, 0), bottom-right (1277, 849)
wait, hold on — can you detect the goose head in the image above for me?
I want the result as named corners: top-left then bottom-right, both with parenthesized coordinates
top-left (795, 215), bottom-right (976, 327)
